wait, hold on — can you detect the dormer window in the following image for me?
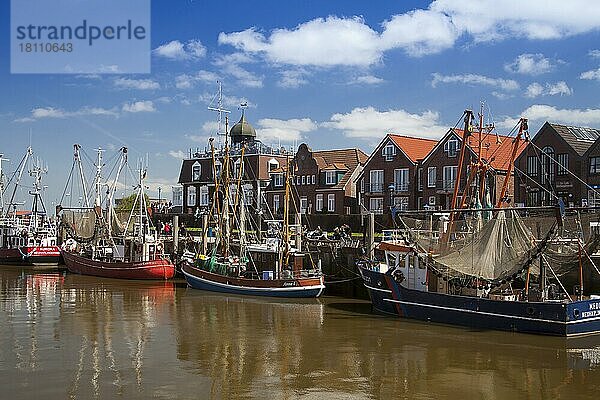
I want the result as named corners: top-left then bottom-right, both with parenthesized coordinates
top-left (325, 171), bottom-right (336, 185)
top-left (268, 158), bottom-right (279, 171)
top-left (382, 142), bottom-right (396, 161)
top-left (444, 138), bottom-right (459, 158)
top-left (192, 162), bottom-right (201, 181)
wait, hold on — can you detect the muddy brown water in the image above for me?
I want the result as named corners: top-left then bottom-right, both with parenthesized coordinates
top-left (0, 268), bottom-right (599, 399)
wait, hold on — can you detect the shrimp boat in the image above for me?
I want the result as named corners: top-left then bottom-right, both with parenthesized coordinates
top-left (181, 94), bottom-right (324, 297)
top-left (359, 110), bottom-right (600, 336)
top-left (58, 145), bottom-right (174, 280)
top-left (0, 149), bottom-right (61, 268)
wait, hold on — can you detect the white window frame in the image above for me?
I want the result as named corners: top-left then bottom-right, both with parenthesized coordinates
top-left (394, 168), bottom-right (409, 192)
top-left (443, 166), bottom-right (457, 191)
top-left (311, 175), bottom-right (315, 185)
top-left (273, 194), bottom-right (280, 213)
top-left (325, 171), bottom-right (336, 185)
top-left (302, 175), bottom-right (306, 185)
top-left (199, 186), bottom-right (209, 206)
top-left (327, 194), bottom-right (335, 212)
top-left (427, 167), bottom-right (436, 188)
top-left (187, 186), bottom-right (196, 207)
top-left (428, 196), bottom-right (436, 206)
top-left (172, 186), bottom-right (183, 207)
top-left (300, 196), bottom-right (308, 214)
top-left (445, 138), bottom-right (458, 158)
top-left (370, 170), bottom-right (384, 193)
top-left (192, 162), bottom-right (201, 181)
top-left (316, 194), bottom-right (323, 212)
top-left (268, 158), bottom-right (279, 171)
top-left (369, 197), bottom-right (384, 214)
top-left (382, 142), bottom-right (396, 161)
top-left (273, 174), bottom-right (284, 187)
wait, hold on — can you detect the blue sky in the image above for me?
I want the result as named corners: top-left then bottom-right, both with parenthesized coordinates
top-left (2, 0), bottom-right (600, 207)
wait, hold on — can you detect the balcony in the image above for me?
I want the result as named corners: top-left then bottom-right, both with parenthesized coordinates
top-left (368, 183), bottom-right (384, 193)
top-left (392, 182), bottom-right (409, 193)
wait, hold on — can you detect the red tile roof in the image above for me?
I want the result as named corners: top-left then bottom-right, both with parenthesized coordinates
top-left (388, 134), bottom-right (438, 163)
top-left (460, 129), bottom-right (528, 171)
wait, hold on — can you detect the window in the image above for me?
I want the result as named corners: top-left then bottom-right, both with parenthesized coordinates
top-left (268, 158), bottom-right (279, 171)
top-left (382, 142), bottom-right (396, 161)
top-left (316, 194), bottom-right (323, 212)
top-left (311, 175), bottom-right (315, 184)
top-left (243, 185), bottom-right (253, 206)
top-left (557, 154), bottom-right (568, 175)
top-left (393, 197), bottom-right (409, 211)
top-left (370, 170), bottom-right (384, 192)
top-left (428, 196), bottom-right (436, 206)
top-left (589, 190), bottom-right (600, 207)
top-left (445, 138), bottom-right (459, 157)
top-left (360, 178), bottom-right (364, 193)
top-left (325, 171), bottom-right (336, 185)
top-left (427, 167), bottom-right (436, 188)
top-left (417, 168), bottom-right (423, 191)
top-left (199, 186), bottom-right (209, 206)
top-left (302, 176), bottom-right (306, 185)
top-left (192, 162), bottom-right (201, 181)
top-left (417, 196), bottom-right (423, 209)
top-left (327, 194), bottom-right (336, 212)
top-left (187, 186), bottom-right (196, 207)
top-left (527, 191), bottom-right (540, 207)
top-left (394, 169), bottom-right (409, 192)
top-left (591, 157), bottom-right (600, 174)
top-left (214, 161), bottom-right (222, 178)
top-left (233, 159), bottom-right (243, 178)
top-left (300, 196), bottom-right (308, 214)
top-left (443, 166), bottom-right (457, 191)
top-left (541, 146), bottom-right (555, 183)
top-left (273, 174), bottom-right (284, 187)
top-left (273, 195), bottom-right (280, 213)
top-left (527, 156), bottom-right (538, 176)
top-left (172, 186), bottom-right (183, 207)
top-left (296, 176), bottom-right (301, 185)
top-left (370, 197), bottom-right (384, 214)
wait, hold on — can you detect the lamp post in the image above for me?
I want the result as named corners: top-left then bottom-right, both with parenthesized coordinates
top-left (388, 184), bottom-right (395, 214)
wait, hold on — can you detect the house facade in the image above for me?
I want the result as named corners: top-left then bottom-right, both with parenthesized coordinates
top-left (264, 143), bottom-right (367, 216)
top-left (357, 134), bottom-right (437, 214)
top-left (177, 112), bottom-right (290, 217)
top-left (514, 122), bottom-right (600, 207)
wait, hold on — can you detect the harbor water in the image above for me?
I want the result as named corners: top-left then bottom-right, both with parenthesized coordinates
top-left (0, 268), bottom-right (599, 399)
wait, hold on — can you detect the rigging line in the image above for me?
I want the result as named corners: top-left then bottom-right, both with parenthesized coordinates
top-left (529, 140), bottom-right (557, 198)
top-left (581, 243), bottom-right (600, 278)
top-left (541, 254), bottom-right (572, 300)
top-left (513, 166), bottom-right (560, 200)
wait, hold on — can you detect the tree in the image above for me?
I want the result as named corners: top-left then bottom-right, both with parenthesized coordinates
top-left (115, 193), bottom-right (150, 213)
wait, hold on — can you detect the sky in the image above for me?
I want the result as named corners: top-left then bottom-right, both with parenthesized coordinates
top-left (2, 0), bottom-right (600, 208)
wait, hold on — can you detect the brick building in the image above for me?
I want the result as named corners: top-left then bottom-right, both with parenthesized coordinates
top-left (515, 122), bottom-right (600, 207)
top-left (356, 134), bottom-right (437, 214)
top-left (265, 143), bottom-right (367, 216)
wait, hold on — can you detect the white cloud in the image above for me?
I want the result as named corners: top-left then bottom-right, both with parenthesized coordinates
top-left (256, 118), bottom-right (317, 143)
top-left (175, 70), bottom-right (220, 89)
top-left (525, 81), bottom-right (572, 98)
top-left (350, 75), bottom-right (385, 85)
top-left (15, 106), bottom-right (118, 122)
top-left (504, 53), bottom-right (556, 75)
top-left (589, 49), bottom-right (600, 59)
top-left (498, 105), bottom-right (600, 129)
top-left (201, 121), bottom-right (220, 134)
top-left (153, 39), bottom-right (207, 61)
top-left (322, 106), bottom-right (446, 139)
top-left (168, 150), bottom-right (187, 160)
top-left (431, 73), bottom-right (519, 91)
top-left (277, 69), bottom-right (309, 88)
top-left (198, 92), bottom-right (255, 109)
top-left (580, 67), bottom-right (600, 80)
top-left (114, 77), bottom-right (160, 90)
top-left (218, 1), bottom-right (600, 67)
top-left (122, 101), bottom-right (156, 113)
top-left (214, 54), bottom-right (263, 88)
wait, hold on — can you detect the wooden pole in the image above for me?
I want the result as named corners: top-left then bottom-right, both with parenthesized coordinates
top-left (579, 240), bottom-right (584, 300)
top-left (367, 212), bottom-right (375, 259)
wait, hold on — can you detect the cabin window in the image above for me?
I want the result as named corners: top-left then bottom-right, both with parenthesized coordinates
top-left (192, 162), bottom-right (201, 181)
top-left (369, 197), bottom-right (383, 214)
top-left (590, 157), bottom-right (600, 175)
top-left (427, 167), bottom-right (436, 188)
top-left (557, 154), bottom-right (568, 175)
top-left (445, 138), bottom-right (459, 157)
top-left (325, 171), bottom-right (336, 185)
top-left (187, 186), bottom-right (196, 207)
top-left (316, 194), bottom-right (323, 212)
top-left (327, 194), bottom-right (336, 212)
top-left (382, 143), bottom-right (396, 161)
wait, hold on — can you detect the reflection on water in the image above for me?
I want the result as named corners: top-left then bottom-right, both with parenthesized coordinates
top-left (0, 268), bottom-right (599, 399)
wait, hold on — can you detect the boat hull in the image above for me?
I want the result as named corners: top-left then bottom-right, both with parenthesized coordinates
top-left (0, 246), bottom-right (62, 269)
top-left (62, 250), bottom-right (175, 280)
top-left (360, 266), bottom-right (600, 337)
top-left (181, 263), bottom-right (324, 298)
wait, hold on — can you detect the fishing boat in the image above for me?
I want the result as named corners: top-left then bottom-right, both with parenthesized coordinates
top-left (359, 109), bottom-right (600, 336)
top-left (0, 149), bottom-right (61, 268)
top-left (58, 145), bottom-right (175, 280)
top-left (181, 90), bottom-right (324, 297)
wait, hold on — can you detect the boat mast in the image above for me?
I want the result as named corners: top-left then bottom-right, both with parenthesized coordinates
top-left (106, 147), bottom-right (128, 238)
top-left (93, 148), bottom-right (105, 208)
top-left (444, 110), bottom-right (473, 246)
top-left (28, 160), bottom-right (48, 232)
top-left (496, 118), bottom-right (528, 208)
top-left (0, 153), bottom-right (9, 217)
top-left (279, 155), bottom-right (292, 276)
top-left (6, 146), bottom-right (32, 218)
top-left (74, 144), bottom-right (91, 208)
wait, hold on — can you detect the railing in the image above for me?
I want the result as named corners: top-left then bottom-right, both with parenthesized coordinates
top-left (368, 183), bottom-right (384, 193)
top-left (393, 183), bottom-right (409, 192)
